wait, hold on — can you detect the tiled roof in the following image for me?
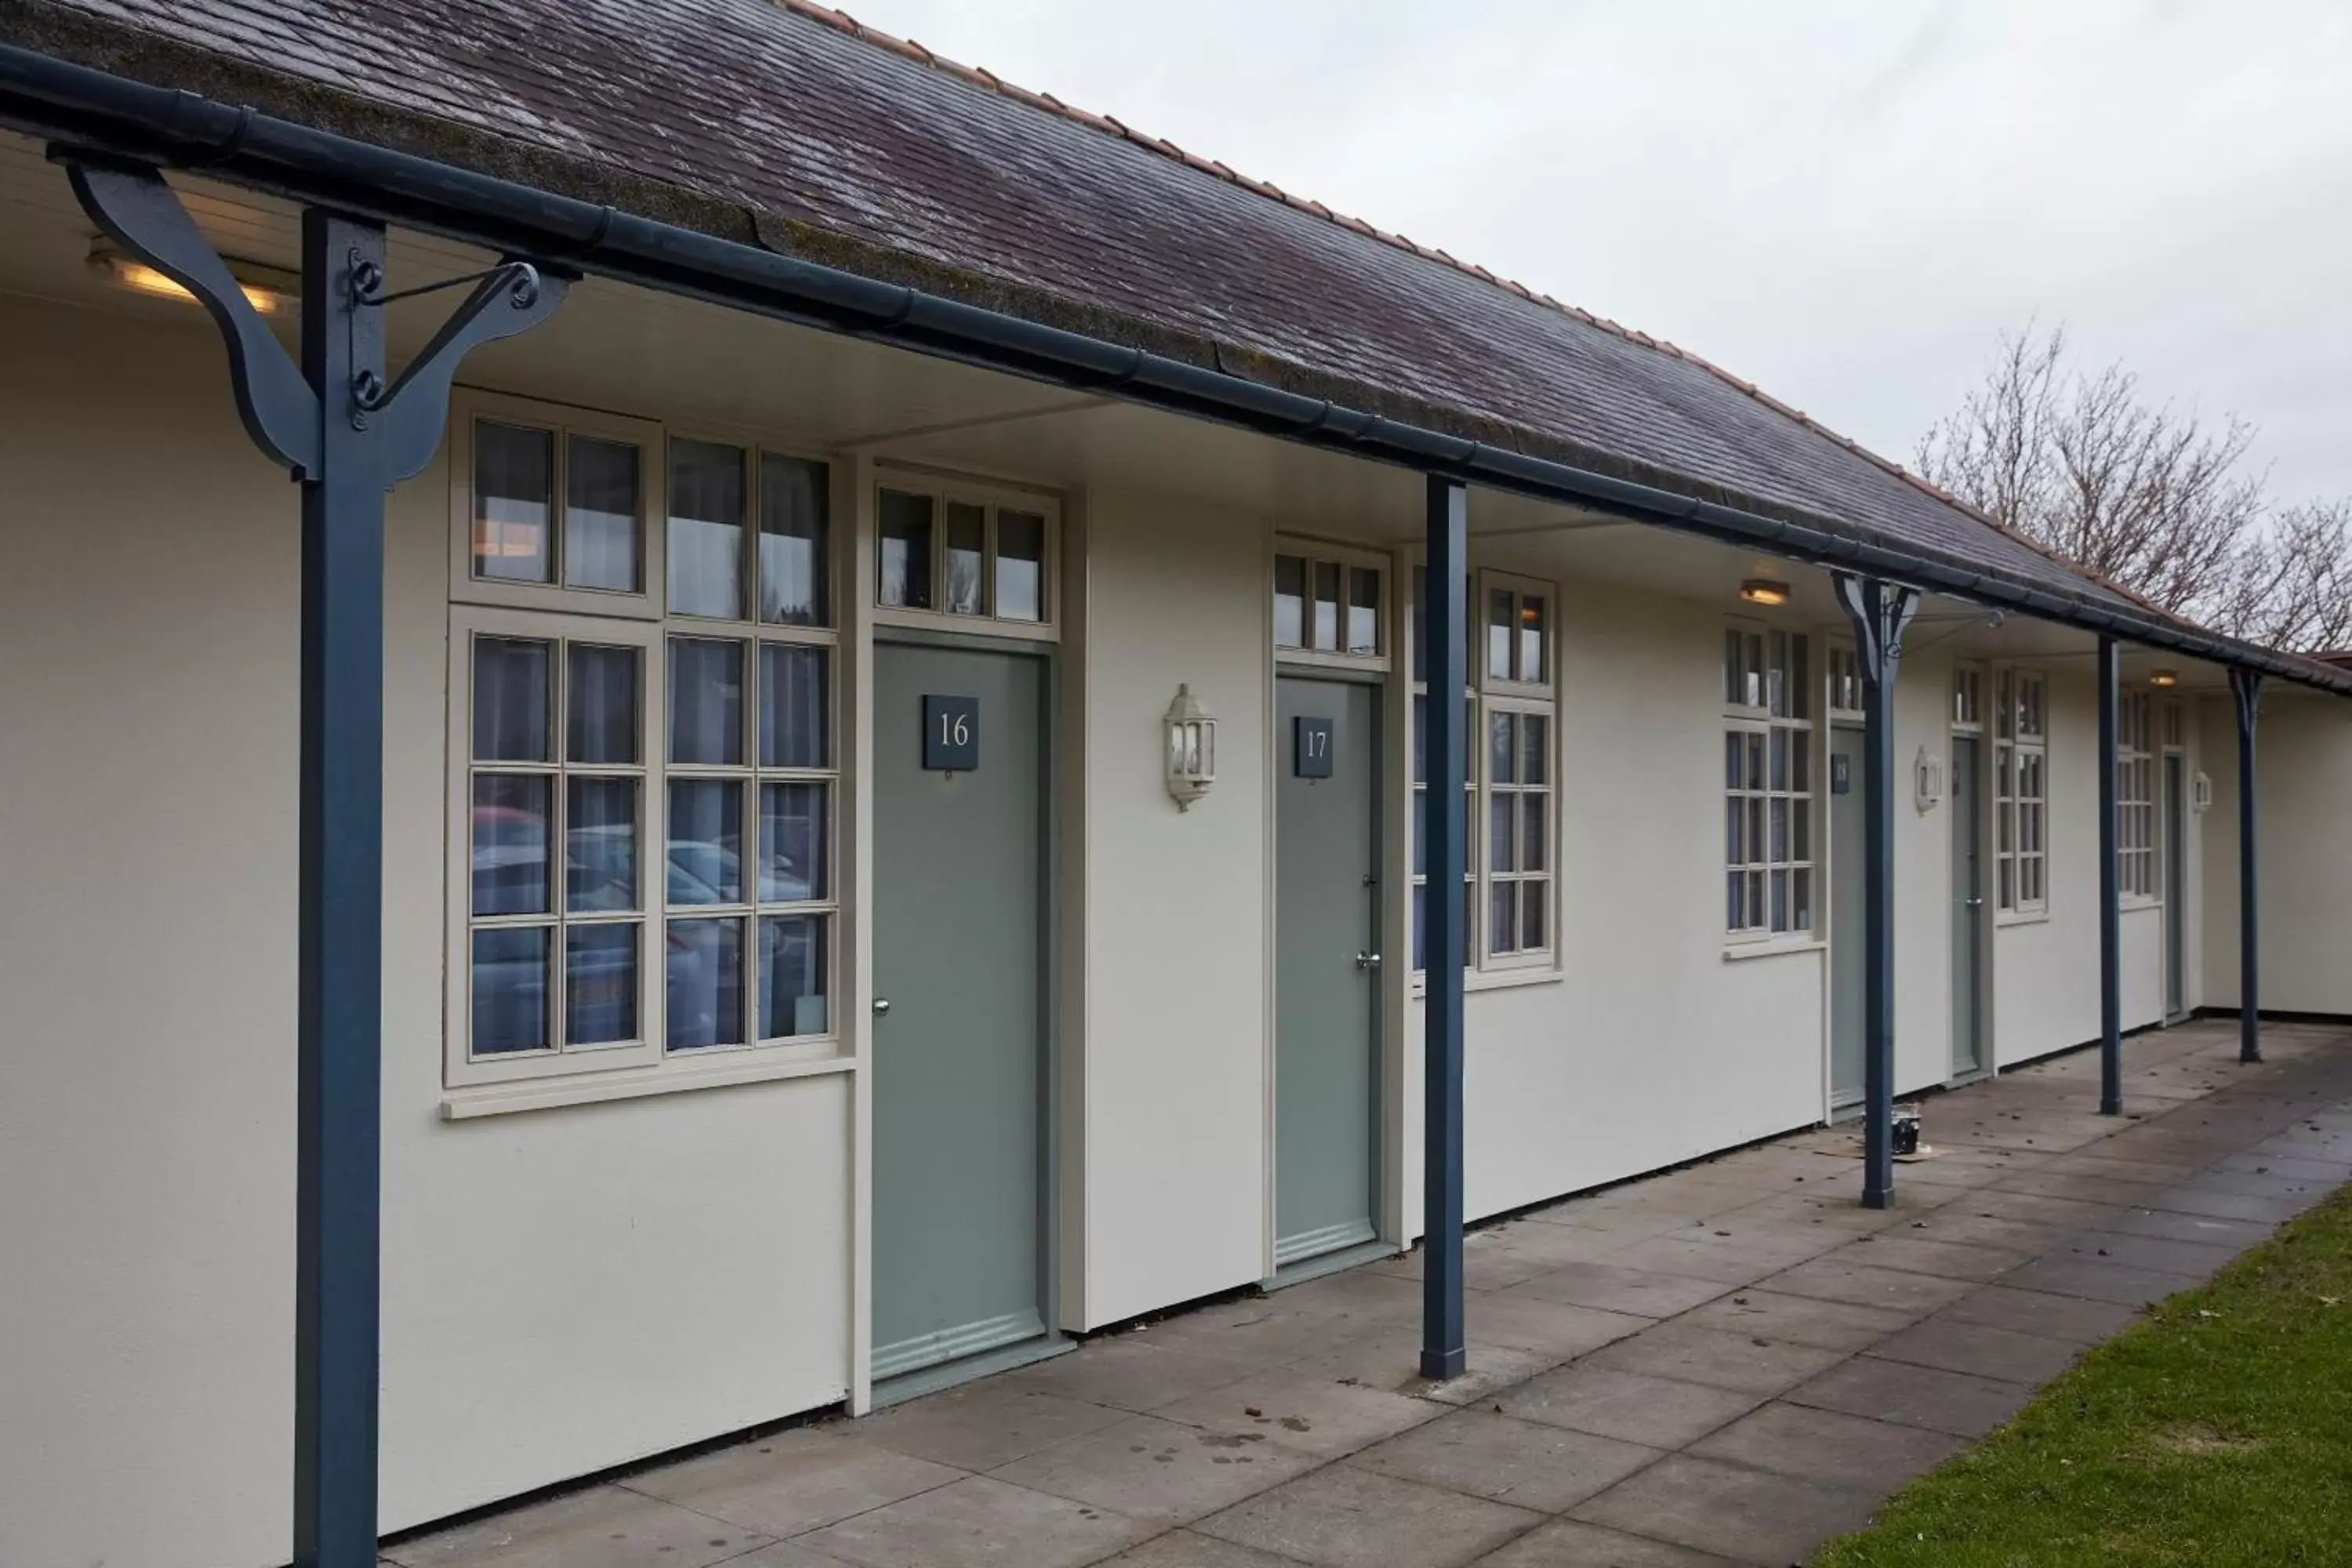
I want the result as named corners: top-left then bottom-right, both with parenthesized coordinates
top-left (10, 0), bottom-right (2147, 608)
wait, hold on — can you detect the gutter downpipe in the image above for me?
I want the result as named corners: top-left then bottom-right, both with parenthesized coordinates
top-left (3, 44), bottom-right (2350, 701)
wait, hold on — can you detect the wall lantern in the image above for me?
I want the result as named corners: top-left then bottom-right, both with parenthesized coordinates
top-left (88, 238), bottom-right (297, 316)
top-left (2193, 771), bottom-right (2215, 812)
top-left (1914, 746), bottom-right (1944, 813)
top-left (2149, 669), bottom-right (2180, 688)
top-left (1164, 684), bottom-right (1216, 811)
top-left (1739, 578), bottom-right (1792, 608)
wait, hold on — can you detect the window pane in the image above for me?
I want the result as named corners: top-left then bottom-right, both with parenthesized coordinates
top-left (1411, 884), bottom-right (1428, 971)
top-left (1522, 880), bottom-right (1547, 951)
top-left (567, 644), bottom-right (639, 765)
top-left (1312, 560), bottom-right (1341, 650)
top-left (472, 926), bottom-right (549, 1054)
top-left (1346, 567), bottom-right (1380, 655)
top-left (1726, 872), bottom-right (1744, 931)
top-left (1274, 555), bottom-right (1306, 648)
top-left (666, 917), bottom-right (743, 1049)
top-left (472, 774), bottom-right (550, 916)
top-left (1770, 796), bottom-right (1789, 862)
top-left (1520, 714), bottom-right (1548, 786)
top-left (1726, 796), bottom-right (1743, 865)
top-left (873, 488), bottom-right (933, 609)
top-left (760, 781), bottom-right (827, 902)
top-left (667, 438), bottom-right (746, 619)
top-left (1518, 595), bottom-right (1547, 683)
top-left (473, 421), bottom-right (553, 583)
top-left (1792, 867), bottom-right (1813, 933)
top-left (565, 923), bottom-right (638, 1046)
top-left (1488, 710), bottom-right (1516, 786)
top-left (945, 500), bottom-right (986, 615)
top-left (1745, 733), bottom-right (1766, 791)
top-left (1744, 634), bottom-right (1765, 707)
top-left (567, 776), bottom-right (638, 913)
top-left (1792, 798), bottom-right (1811, 862)
top-left (1489, 789), bottom-right (1515, 873)
top-left (565, 436), bottom-right (641, 592)
top-left (1488, 588), bottom-right (1515, 682)
top-left (1490, 879), bottom-right (1518, 955)
top-left (473, 636), bottom-right (551, 761)
top-left (1412, 693), bottom-right (1428, 786)
top-left (757, 454), bottom-right (829, 626)
top-left (760, 643), bottom-right (830, 769)
top-left (668, 637), bottom-right (743, 765)
top-left (760, 913), bottom-right (829, 1039)
top-left (1522, 792), bottom-right (1548, 872)
top-left (1769, 727), bottom-right (1788, 791)
top-left (1411, 787), bottom-right (1428, 877)
top-left (1724, 630), bottom-right (1743, 705)
top-left (666, 779), bottom-right (742, 905)
top-left (1791, 736), bottom-right (1812, 793)
top-left (998, 510), bottom-right (1047, 622)
top-left (1725, 731), bottom-right (1742, 789)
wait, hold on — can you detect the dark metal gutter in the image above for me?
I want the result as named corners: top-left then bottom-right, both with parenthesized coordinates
top-left (4, 42), bottom-right (2347, 699)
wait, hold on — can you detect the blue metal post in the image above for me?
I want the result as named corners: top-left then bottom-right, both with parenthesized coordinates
top-left (2232, 669), bottom-right (2263, 1064)
top-left (1835, 575), bottom-right (1916, 1210)
top-left (2098, 637), bottom-right (2122, 1114)
top-left (295, 209), bottom-right (387, 1568)
top-left (1421, 476), bottom-right (1468, 1381)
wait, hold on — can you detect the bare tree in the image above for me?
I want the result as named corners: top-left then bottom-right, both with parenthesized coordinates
top-left (1918, 324), bottom-right (2351, 652)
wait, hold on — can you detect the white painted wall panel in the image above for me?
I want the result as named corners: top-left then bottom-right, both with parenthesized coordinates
top-left (2203, 694), bottom-right (2352, 1016)
top-left (1073, 488), bottom-right (1271, 1327)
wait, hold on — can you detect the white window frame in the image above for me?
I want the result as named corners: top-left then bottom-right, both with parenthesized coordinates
top-left (1826, 641), bottom-right (1864, 722)
top-left (445, 397), bottom-right (847, 1098)
top-left (1723, 619), bottom-right (1817, 945)
top-left (448, 390), bottom-right (667, 618)
top-left (1406, 567), bottom-right (1559, 979)
top-left (1274, 536), bottom-right (1392, 671)
top-left (1994, 667), bottom-right (2049, 918)
top-left (2118, 688), bottom-right (2158, 904)
top-left (869, 467), bottom-right (1061, 641)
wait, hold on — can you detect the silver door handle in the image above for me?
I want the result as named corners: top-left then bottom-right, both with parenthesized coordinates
top-left (872, 998), bottom-right (891, 1016)
top-left (1356, 952), bottom-right (1382, 971)
top-left (1963, 898), bottom-right (1984, 908)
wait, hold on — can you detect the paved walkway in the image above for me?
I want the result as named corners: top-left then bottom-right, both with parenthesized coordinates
top-left (390, 1019), bottom-right (2352, 1568)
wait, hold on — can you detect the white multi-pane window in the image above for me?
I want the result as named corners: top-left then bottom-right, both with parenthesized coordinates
top-left (874, 478), bottom-right (1052, 627)
top-left (1827, 642), bottom-right (1864, 720)
top-left (2118, 690), bottom-right (2157, 901)
top-left (1724, 622), bottom-right (1815, 938)
top-left (1994, 668), bottom-right (2049, 913)
top-left (1408, 570), bottom-right (1557, 973)
top-left (1952, 664), bottom-right (1985, 731)
top-left (448, 397), bottom-right (840, 1090)
top-left (1274, 546), bottom-right (1384, 659)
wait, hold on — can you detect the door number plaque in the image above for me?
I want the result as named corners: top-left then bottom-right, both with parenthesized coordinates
top-left (924, 695), bottom-right (979, 771)
top-left (1294, 716), bottom-right (1334, 779)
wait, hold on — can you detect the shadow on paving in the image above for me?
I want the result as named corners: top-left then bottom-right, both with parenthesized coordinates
top-left (382, 1020), bottom-right (2352, 1568)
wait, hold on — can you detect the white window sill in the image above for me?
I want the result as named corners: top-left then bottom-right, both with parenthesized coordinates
top-left (1996, 909), bottom-right (2052, 928)
top-left (1722, 936), bottom-right (1825, 962)
top-left (1410, 965), bottom-right (1564, 998)
top-left (2121, 897), bottom-right (2163, 913)
top-left (441, 1047), bottom-right (855, 1120)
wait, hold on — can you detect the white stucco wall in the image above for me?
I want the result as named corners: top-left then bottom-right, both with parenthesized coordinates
top-left (0, 299), bottom-right (854, 1568)
top-left (2203, 692), bottom-right (2352, 1016)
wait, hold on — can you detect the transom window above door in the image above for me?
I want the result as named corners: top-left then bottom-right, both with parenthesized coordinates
top-left (873, 477), bottom-right (1057, 632)
top-left (1273, 541), bottom-right (1387, 666)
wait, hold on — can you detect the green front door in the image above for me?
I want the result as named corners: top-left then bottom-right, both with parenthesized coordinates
top-left (1274, 676), bottom-right (1381, 1268)
top-left (871, 641), bottom-right (1048, 1381)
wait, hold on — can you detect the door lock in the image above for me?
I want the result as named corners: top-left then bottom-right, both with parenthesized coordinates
top-left (872, 997), bottom-right (891, 1016)
top-left (1356, 952), bottom-right (1383, 971)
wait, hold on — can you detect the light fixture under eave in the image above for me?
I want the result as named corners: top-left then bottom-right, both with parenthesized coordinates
top-left (88, 240), bottom-right (298, 316)
top-left (1739, 578), bottom-right (1792, 607)
top-left (2149, 669), bottom-right (2180, 688)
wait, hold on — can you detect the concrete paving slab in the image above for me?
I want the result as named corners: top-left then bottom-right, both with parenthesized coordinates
top-left (1866, 1317), bottom-right (2084, 1385)
top-left (1100, 1529), bottom-right (1309, 1566)
top-left (1897, 1209), bottom-right (2074, 1254)
top-left (1150, 1369), bottom-right (1443, 1459)
top-left (1570, 1454), bottom-right (1881, 1566)
top-left (1929, 1284), bottom-right (2143, 1345)
top-left (796, 1475), bottom-right (1149, 1568)
top-left (1000, 1339), bottom-right (1261, 1414)
top-left (1464, 1293), bottom-right (1658, 1359)
top-left (1504, 1261), bottom-right (1737, 1318)
top-left (2003, 1254), bottom-right (2203, 1307)
top-left (1281, 1323), bottom-right (1555, 1404)
top-left (844, 1384), bottom-right (1131, 1472)
top-left (1674, 1290), bottom-right (1917, 1352)
top-left (991, 1414), bottom-right (1320, 1527)
top-left (2049, 1230), bottom-right (2244, 1279)
top-left (1470, 1519), bottom-right (1740, 1566)
top-left (1822, 1234), bottom-right (2031, 1283)
top-left (1784, 1356), bottom-right (2034, 1439)
top-left (2100, 1205), bottom-right (2274, 1247)
top-left (624, 1428), bottom-right (963, 1541)
top-left (389, 1485), bottom-right (775, 1568)
top-left (1687, 1400), bottom-right (1966, 1491)
top-left (1196, 1465), bottom-right (1544, 1568)
top-left (1494, 1365), bottom-right (1765, 1449)
top-left (1354, 1408), bottom-right (1661, 1514)
top-left (1756, 1257), bottom-right (1978, 1315)
top-left (1579, 1320), bottom-right (1849, 1397)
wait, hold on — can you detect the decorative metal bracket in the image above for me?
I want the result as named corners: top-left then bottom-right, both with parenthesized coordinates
top-left (59, 153), bottom-right (567, 485)
top-left (1831, 572), bottom-right (1921, 686)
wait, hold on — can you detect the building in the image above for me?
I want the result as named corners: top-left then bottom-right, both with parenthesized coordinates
top-left (0, 4), bottom-right (2347, 1565)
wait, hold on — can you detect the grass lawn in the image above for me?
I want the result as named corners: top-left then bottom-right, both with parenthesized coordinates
top-left (1813, 1186), bottom-right (2352, 1566)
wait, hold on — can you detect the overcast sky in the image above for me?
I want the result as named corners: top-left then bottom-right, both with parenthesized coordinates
top-left (862, 1), bottom-right (2352, 505)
